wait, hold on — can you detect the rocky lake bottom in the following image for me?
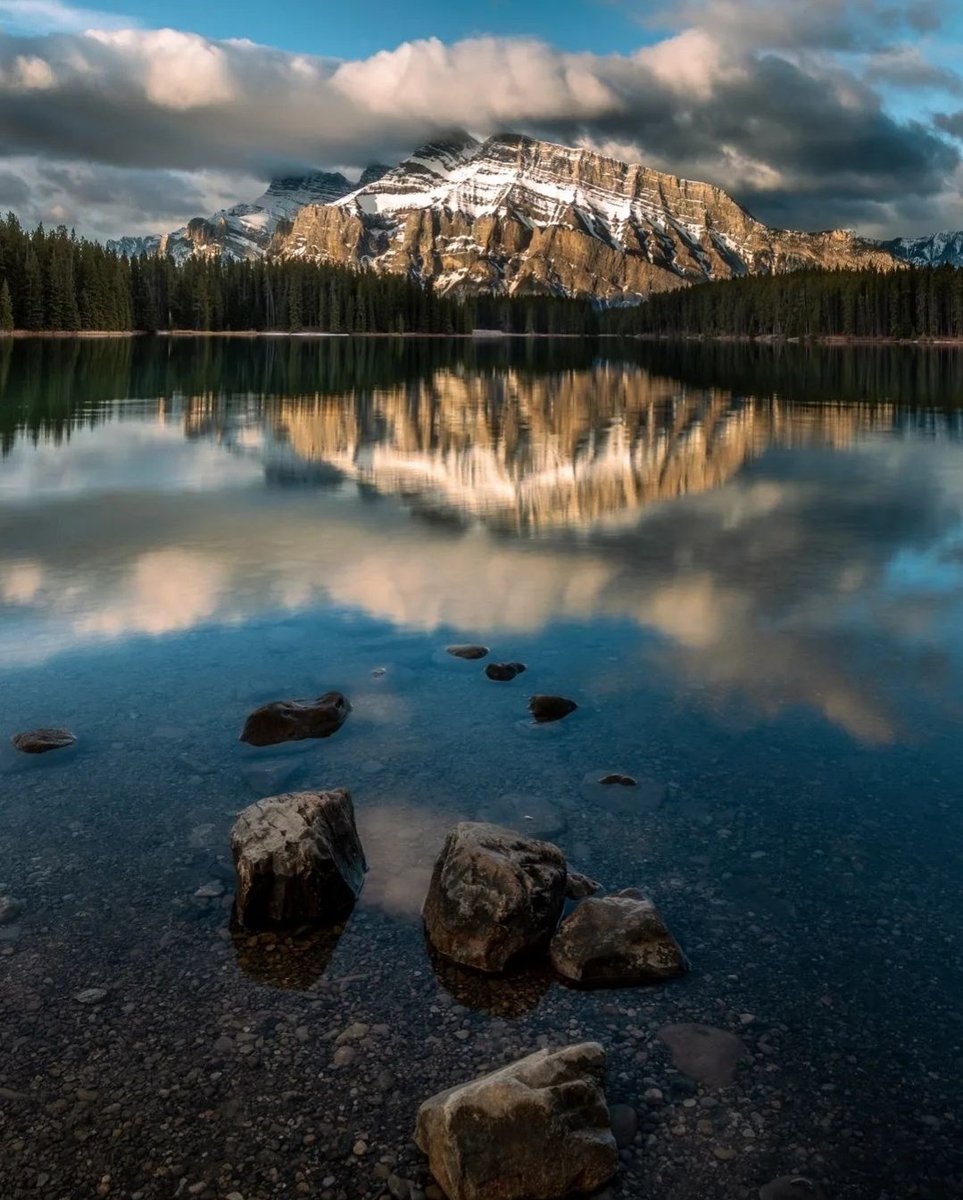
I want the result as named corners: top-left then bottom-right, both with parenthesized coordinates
top-left (1, 336), bottom-right (962, 1200)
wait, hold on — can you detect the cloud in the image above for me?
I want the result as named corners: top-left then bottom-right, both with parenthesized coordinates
top-left (935, 109), bottom-right (963, 138)
top-left (0, 0), bottom-right (134, 34)
top-left (0, 0), bottom-right (958, 237)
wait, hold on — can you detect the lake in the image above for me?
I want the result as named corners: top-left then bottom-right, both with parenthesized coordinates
top-left (1, 335), bottom-right (961, 1200)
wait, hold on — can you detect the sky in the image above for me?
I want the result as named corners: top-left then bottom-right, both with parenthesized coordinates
top-left (0, 0), bottom-right (961, 241)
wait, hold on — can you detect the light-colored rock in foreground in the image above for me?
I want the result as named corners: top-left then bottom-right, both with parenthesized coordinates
top-left (11, 728), bottom-right (76, 754)
top-left (658, 1023), bottom-right (747, 1089)
top-left (231, 789), bottom-right (366, 928)
top-left (415, 1042), bottom-right (618, 1200)
top-left (550, 889), bottom-right (686, 986)
top-left (422, 822), bottom-right (566, 973)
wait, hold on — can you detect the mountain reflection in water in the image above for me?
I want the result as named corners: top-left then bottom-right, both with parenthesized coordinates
top-left (3, 335), bottom-right (963, 750)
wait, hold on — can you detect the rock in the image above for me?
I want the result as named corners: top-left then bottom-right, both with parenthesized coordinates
top-left (230, 789), bottom-right (366, 929)
top-left (422, 822), bottom-right (567, 973)
top-left (74, 988), bottom-right (108, 1005)
top-left (239, 692), bottom-right (350, 747)
top-left (528, 695), bottom-right (577, 723)
top-left (607, 1103), bottom-right (638, 1150)
top-left (194, 881), bottom-right (225, 899)
top-left (759, 1177), bottom-right (828, 1200)
top-left (550, 891), bottom-right (686, 986)
top-left (579, 772), bottom-right (665, 814)
top-left (0, 896), bottom-right (22, 926)
top-left (446, 644), bottom-right (489, 660)
top-left (485, 662), bottom-right (526, 682)
top-left (657, 1024), bottom-right (747, 1089)
top-left (564, 871), bottom-right (601, 900)
top-left (11, 728), bottom-right (76, 754)
top-left (415, 1043), bottom-right (618, 1200)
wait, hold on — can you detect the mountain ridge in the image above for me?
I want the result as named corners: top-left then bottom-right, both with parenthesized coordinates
top-left (109, 132), bottom-right (917, 299)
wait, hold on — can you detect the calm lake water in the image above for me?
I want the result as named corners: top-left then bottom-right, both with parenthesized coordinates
top-left (1, 335), bottom-right (961, 1200)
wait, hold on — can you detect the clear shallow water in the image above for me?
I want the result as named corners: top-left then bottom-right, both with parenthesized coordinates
top-left (0, 336), bottom-right (961, 1200)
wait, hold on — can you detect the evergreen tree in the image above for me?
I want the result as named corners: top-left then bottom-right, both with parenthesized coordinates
top-left (0, 278), bottom-right (13, 332)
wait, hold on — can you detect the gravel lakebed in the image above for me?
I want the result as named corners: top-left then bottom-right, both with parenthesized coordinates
top-left (1, 627), bottom-right (961, 1200)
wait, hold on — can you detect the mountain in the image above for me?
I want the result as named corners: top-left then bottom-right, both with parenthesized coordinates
top-left (276, 132), bottom-right (900, 300)
top-left (109, 170), bottom-right (374, 263)
top-left (880, 232), bottom-right (963, 268)
top-left (106, 234), bottom-right (162, 258)
top-left (108, 133), bottom-right (901, 299)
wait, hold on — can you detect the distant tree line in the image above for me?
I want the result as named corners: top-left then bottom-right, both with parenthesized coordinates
top-left (3, 214), bottom-right (962, 339)
top-left (0, 213), bottom-right (602, 335)
top-left (601, 265), bottom-right (963, 340)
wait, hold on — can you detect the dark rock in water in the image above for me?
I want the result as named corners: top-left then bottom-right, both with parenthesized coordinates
top-left (0, 896), bottom-right (23, 926)
top-left (239, 692), bottom-right (350, 747)
top-left (446, 644), bottom-right (489, 660)
top-left (485, 661), bottom-right (526, 681)
top-left (415, 1042), bottom-right (618, 1200)
top-left (760, 1178), bottom-right (828, 1200)
top-left (657, 1023), bottom-right (747, 1089)
top-left (231, 788), bottom-right (366, 929)
top-left (11, 728), bottom-right (76, 754)
top-left (607, 1103), bottom-right (638, 1150)
top-left (580, 771), bottom-right (664, 814)
top-left (422, 822), bottom-right (566, 973)
top-left (528, 695), bottom-right (578, 723)
top-left (550, 890), bottom-right (686, 986)
top-left (565, 870), bottom-right (602, 900)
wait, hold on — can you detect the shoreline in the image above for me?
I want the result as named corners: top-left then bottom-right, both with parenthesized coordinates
top-left (2, 328), bottom-right (963, 346)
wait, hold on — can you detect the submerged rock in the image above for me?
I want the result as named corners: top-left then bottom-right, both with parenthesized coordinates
top-left (239, 692), bottom-right (350, 747)
top-left (657, 1023), bottom-right (747, 1089)
top-left (608, 1103), bottom-right (639, 1150)
top-left (231, 788), bottom-right (366, 929)
top-left (0, 896), bottom-right (22, 926)
top-left (11, 728), bottom-right (76, 754)
top-left (422, 822), bottom-right (566, 973)
top-left (415, 1042), bottom-right (618, 1200)
top-left (760, 1178), bottom-right (828, 1200)
top-left (446, 644), bottom-right (489, 660)
top-left (485, 662), bottom-right (526, 682)
top-left (528, 695), bottom-right (577, 723)
top-left (565, 870), bottom-right (602, 900)
top-left (550, 890), bottom-right (686, 986)
top-left (598, 773), bottom-right (636, 787)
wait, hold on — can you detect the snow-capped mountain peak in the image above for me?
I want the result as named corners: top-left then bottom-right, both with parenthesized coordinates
top-left (880, 231), bottom-right (963, 268)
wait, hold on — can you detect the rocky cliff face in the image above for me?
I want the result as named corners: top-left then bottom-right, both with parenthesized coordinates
top-left (277, 133), bottom-right (900, 300)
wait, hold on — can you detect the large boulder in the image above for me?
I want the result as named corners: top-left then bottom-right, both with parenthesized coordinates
top-left (550, 889), bottom-right (686, 986)
top-left (11, 728), bottom-right (76, 754)
top-left (415, 1043), bottom-right (618, 1200)
top-left (422, 822), bottom-right (566, 973)
top-left (239, 692), bottom-right (350, 747)
top-left (231, 789), bottom-right (366, 929)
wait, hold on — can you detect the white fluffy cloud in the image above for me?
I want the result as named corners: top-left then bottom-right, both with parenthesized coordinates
top-left (0, 0), bottom-right (959, 237)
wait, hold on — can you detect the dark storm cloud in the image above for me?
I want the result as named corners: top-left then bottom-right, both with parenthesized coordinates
top-left (0, 0), bottom-right (959, 237)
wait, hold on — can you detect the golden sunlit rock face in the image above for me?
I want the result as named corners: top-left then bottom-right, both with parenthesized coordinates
top-left (277, 134), bottom-right (901, 300)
